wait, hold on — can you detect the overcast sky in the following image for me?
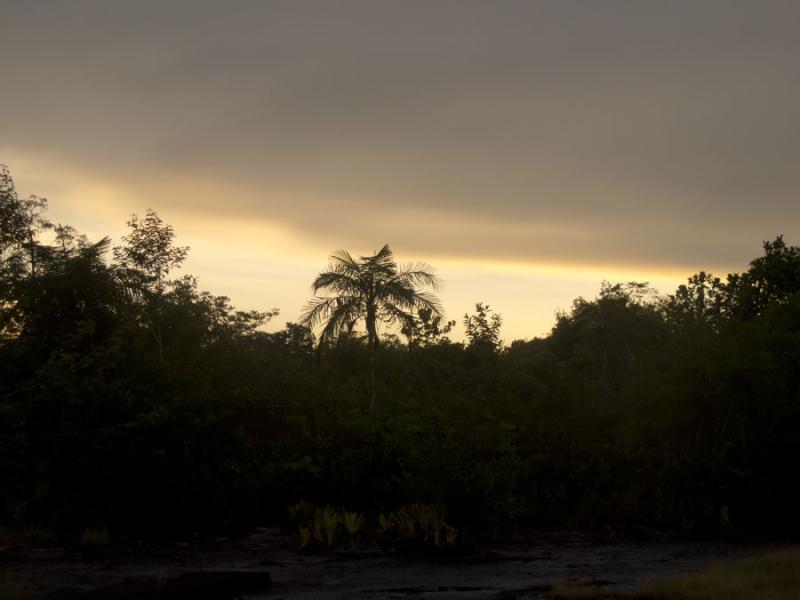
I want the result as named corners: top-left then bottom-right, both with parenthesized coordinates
top-left (2, 1), bottom-right (799, 339)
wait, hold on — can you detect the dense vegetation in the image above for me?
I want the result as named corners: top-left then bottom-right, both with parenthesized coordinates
top-left (1, 165), bottom-right (799, 544)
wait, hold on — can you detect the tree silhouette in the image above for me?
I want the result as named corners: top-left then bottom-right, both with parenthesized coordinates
top-left (301, 244), bottom-right (442, 411)
top-left (112, 209), bottom-right (189, 295)
top-left (112, 209), bottom-right (189, 364)
top-left (402, 306), bottom-right (456, 349)
top-left (1, 166), bottom-right (52, 338)
top-left (464, 302), bottom-right (503, 352)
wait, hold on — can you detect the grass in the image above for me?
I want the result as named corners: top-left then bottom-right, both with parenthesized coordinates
top-left (0, 578), bottom-right (32, 600)
top-left (79, 526), bottom-right (110, 546)
top-left (288, 502), bottom-right (461, 551)
top-left (547, 550), bottom-right (800, 600)
top-left (642, 550), bottom-right (800, 600)
top-left (0, 527), bottom-right (56, 548)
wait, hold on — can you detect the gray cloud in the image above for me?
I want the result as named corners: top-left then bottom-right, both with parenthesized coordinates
top-left (2, 0), bottom-right (799, 270)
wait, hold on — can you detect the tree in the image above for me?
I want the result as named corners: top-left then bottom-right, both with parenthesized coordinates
top-left (464, 302), bottom-right (503, 352)
top-left (113, 209), bottom-right (189, 294)
top-left (53, 224), bottom-right (89, 256)
top-left (1, 166), bottom-right (54, 339)
top-left (727, 236), bottom-right (800, 319)
top-left (300, 244), bottom-right (442, 411)
top-left (402, 306), bottom-right (456, 349)
top-left (548, 282), bottom-right (665, 391)
top-left (662, 271), bottom-right (727, 334)
top-left (1, 167), bottom-right (51, 274)
top-left (113, 209), bottom-right (189, 364)
top-left (15, 236), bottom-right (122, 348)
top-left (0, 165), bottom-right (25, 338)
top-left (1, 165), bottom-right (26, 277)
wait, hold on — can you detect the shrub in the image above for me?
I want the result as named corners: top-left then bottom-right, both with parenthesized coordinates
top-left (80, 527), bottom-right (110, 546)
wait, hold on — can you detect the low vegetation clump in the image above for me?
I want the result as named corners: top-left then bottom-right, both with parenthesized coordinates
top-left (288, 502), bottom-right (461, 553)
top-left (79, 526), bottom-right (110, 546)
top-left (0, 527), bottom-right (56, 549)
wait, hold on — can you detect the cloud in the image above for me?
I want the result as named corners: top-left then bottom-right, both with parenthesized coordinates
top-left (2, 0), bottom-right (799, 275)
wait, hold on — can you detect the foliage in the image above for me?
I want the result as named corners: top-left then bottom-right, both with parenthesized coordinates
top-left (300, 244), bottom-right (442, 349)
top-left (79, 526), bottom-right (110, 545)
top-left (463, 302), bottom-right (502, 352)
top-left (342, 511), bottom-right (364, 538)
top-left (288, 502), bottom-right (459, 552)
top-left (378, 504), bottom-right (460, 551)
top-left (0, 527), bottom-right (56, 548)
top-left (112, 209), bottom-right (188, 292)
top-left (289, 504), bottom-right (347, 548)
top-left (300, 244), bottom-right (442, 411)
top-left (402, 306), bottom-right (456, 348)
top-left (2, 166), bottom-right (800, 544)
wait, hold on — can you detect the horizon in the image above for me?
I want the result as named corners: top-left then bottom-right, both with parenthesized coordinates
top-left (4, 162), bottom-right (782, 341)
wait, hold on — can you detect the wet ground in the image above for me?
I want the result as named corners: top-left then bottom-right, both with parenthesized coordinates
top-left (2, 530), bottom-right (795, 599)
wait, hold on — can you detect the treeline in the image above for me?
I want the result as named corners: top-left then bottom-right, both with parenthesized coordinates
top-left (1, 165), bottom-right (799, 542)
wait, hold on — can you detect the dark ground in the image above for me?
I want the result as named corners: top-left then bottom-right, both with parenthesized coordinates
top-left (2, 530), bottom-right (795, 599)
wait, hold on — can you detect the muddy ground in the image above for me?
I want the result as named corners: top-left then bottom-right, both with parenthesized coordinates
top-left (2, 530), bottom-right (795, 599)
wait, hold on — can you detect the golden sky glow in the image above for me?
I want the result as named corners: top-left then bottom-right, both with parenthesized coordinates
top-left (2, 2), bottom-right (799, 340)
top-left (0, 153), bottom-right (713, 339)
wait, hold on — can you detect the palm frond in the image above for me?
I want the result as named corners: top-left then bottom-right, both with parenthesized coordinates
top-left (302, 244), bottom-right (442, 348)
top-left (299, 296), bottom-right (340, 329)
top-left (379, 302), bottom-right (416, 329)
top-left (362, 244), bottom-right (398, 276)
top-left (311, 268), bottom-right (361, 295)
top-left (380, 281), bottom-right (443, 315)
top-left (84, 236), bottom-right (112, 257)
top-left (395, 261), bottom-right (441, 291)
top-left (317, 296), bottom-right (363, 345)
top-left (364, 244), bottom-right (393, 263)
top-left (330, 249), bottom-right (360, 271)
top-left (410, 290), bottom-right (444, 315)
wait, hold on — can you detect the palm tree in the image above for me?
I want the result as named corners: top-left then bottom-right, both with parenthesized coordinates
top-left (300, 244), bottom-right (442, 411)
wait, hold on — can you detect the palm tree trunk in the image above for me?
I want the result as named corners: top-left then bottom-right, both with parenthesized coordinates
top-left (366, 309), bottom-right (378, 414)
top-left (369, 355), bottom-right (376, 414)
top-left (28, 230), bottom-right (36, 279)
top-left (156, 318), bottom-right (164, 365)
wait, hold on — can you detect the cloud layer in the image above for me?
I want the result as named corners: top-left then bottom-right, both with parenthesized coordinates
top-left (2, 1), bottom-right (799, 336)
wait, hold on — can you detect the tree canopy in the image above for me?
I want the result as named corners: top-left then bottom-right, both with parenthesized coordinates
top-left (1, 165), bottom-right (799, 545)
top-left (300, 244), bottom-right (442, 349)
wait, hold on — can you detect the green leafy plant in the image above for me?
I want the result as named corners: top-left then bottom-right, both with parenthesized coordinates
top-left (288, 501), bottom-right (315, 527)
top-left (383, 504), bottom-right (460, 551)
top-left (80, 527), bottom-right (110, 546)
top-left (377, 513), bottom-right (393, 533)
top-left (290, 503), bottom-right (369, 548)
top-left (2, 527), bottom-right (57, 548)
top-left (298, 526), bottom-right (313, 548)
top-left (342, 512), bottom-right (364, 538)
top-left (319, 507), bottom-right (340, 546)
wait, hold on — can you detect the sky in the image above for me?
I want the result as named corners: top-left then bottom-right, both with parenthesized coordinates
top-left (2, 1), bottom-right (799, 340)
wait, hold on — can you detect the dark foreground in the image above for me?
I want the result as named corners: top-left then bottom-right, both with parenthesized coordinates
top-left (2, 530), bottom-right (796, 599)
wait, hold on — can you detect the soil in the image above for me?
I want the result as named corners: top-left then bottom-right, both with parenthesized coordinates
top-left (1, 530), bottom-right (795, 599)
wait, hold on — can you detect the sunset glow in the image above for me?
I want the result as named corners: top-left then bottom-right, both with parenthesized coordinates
top-left (3, 2), bottom-right (798, 340)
